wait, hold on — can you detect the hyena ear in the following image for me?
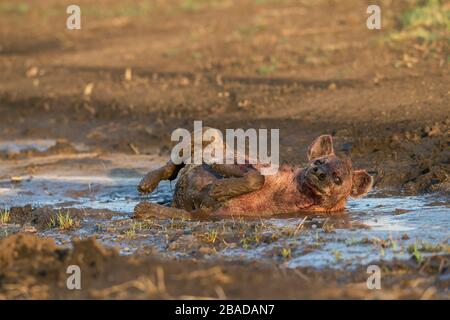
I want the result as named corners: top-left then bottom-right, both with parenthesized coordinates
top-left (351, 170), bottom-right (373, 198)
top-left (307, 135), bottom-right (334, 161)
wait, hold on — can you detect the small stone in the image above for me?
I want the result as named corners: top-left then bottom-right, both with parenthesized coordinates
top-left (179, 77), bottom-right (190, 86)
top-left (83, 83), bottom-right (94, 96)
top-left (394, 208), bottom-right (410, 215)
top-left (199, 246), bottom-right (215, 254)
top-left (10, 176), bottom-right (23, 183)
top-left (21, 225), bottom-right (37, 233)
top-left (124, 68), bottom-right (132, 81)
top-left (26, 66), bottom-right (39, 78)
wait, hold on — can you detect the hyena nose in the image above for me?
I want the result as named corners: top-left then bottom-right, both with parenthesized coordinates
top-left (318, 173), bottom-right (326, 181)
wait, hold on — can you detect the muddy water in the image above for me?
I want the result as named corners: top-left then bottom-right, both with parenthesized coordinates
top-left (0, 175), bottom-right (171, 212)
top-left (0, 139), bottom-right (57, 153)
top-left (1, 172), bottom-right (448, 270)
top-left (0, 142), bottom-right (448, 269)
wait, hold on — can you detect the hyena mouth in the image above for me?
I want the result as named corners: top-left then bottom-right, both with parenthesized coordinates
top-left (304, 174), bottom-right (324, 195)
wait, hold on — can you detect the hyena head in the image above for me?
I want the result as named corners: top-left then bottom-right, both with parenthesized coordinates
top-left (298, 135), bottom-right (373, 210)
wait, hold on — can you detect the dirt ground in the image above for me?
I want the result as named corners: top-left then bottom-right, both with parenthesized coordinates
top-left (0, 233), bottom-right (448, 299)
top-left (0, 0), bottom-right (449, 299)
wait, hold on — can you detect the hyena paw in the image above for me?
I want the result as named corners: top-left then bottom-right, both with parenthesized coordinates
top-left (137, 171), bottom-right (162, 193)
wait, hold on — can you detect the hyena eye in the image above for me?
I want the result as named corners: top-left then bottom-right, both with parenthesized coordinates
top-left (333, 174), bottom-right (342, 185)
top-left (314, 159), bottom-right (324, 165)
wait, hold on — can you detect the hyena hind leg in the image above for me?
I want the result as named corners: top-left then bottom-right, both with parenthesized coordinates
top-left (133, 201), bottom-right (211, 220)
top-left (133, 201), bottom-right (191, 219)
top-left (208, 164), bottom-right (265, 202)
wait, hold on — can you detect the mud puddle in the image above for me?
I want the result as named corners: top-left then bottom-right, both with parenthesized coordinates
top-left (0, 139), bottom-right (90, 157)
top-left (0, 175), bottom-right (170, 212)
top-left (0, 139), bottom-right (57, 153)
top-left (0, 158), bottom-right (448, 270)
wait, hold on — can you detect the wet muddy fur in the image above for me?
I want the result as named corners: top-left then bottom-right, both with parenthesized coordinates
top-left (136, 134), bottom-right (373, 218)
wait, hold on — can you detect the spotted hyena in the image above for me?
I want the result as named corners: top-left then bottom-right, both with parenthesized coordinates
top-left (135, 133), bottom-right (373, 218)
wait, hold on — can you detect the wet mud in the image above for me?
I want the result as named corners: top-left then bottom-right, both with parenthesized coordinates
top-left (0, 0), bottom-right (449, 299)
top-left (0, 151), bottom-right (448, 299)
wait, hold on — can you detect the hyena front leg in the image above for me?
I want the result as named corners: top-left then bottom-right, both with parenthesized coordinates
top-left (137, 161), bottom-right (183, 194)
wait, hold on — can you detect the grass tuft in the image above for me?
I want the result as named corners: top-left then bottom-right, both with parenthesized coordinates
top-left (48, 209), bottom-right (78, 230)
top-left (408, 242), bottom-right (423, 263)
top-left (0, 209), bottom-right (10, 225)
top-left (0, 3), bottom-right (30, 15)
top-left (390, 0), bottom-right (450, 42)
top-left (280, 247), bottom-right (291, 259)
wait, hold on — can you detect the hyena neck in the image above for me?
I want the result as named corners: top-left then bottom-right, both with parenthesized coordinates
top-left (271, 167), bottom-right (315, 210)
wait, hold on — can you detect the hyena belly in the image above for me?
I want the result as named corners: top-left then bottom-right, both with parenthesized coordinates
top-left (218, 168), bottom-right (314, 215)
top-left (173, 164), bottom-right (219, 211)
